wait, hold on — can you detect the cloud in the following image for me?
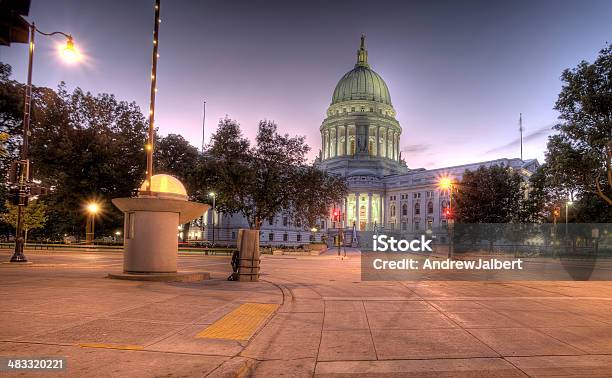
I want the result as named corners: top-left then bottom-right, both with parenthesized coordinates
top-left (484, 124), bottom-right (553, 154)
top-left (402, 143), bottom-right (432, 154)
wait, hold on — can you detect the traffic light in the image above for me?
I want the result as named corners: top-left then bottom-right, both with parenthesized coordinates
top-left (444, 207), bottom-right (452, 218)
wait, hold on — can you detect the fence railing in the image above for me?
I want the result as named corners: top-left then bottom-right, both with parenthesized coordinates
top-left (0, 242), bottom-right (236, 256)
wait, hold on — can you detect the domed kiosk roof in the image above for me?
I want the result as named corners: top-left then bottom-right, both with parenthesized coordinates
top-left (331, 35), bottom-right (392, 106)
top-left (139, 174), bottom-right (187, 200)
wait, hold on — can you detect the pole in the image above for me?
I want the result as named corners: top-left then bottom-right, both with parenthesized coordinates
top-left (565, 202), bottom-right (568, 238)
top-left (10, 23), bottom-right (36, 263)
top-left (448, 183), bottom-right (454, 259)
top-left (212, 195), bottom-right (215, 245)
top-left (201, 100), bottom-right (206, 152)
top-left (146, 0), bottom-right (161, 192)
top-left (519, 113), bottom-right (523, 161)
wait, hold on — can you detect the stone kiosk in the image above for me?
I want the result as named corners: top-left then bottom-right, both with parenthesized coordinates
top-left (109, 174), bottom-right (209, 281)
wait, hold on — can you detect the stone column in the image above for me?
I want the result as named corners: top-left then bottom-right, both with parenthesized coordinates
top-left (343, 196), bottom-right (348, 228)
top-left (345, 124), bottom-right (349, 156)
top-left (365, 125), bottom-right (369, 155)
top-left (335, 126), bottom-right (340, 157)
top-left (391, 131), bottom-right (395, 161)
top-left (385, 128), bottom-right (390, 158)
top-left (355, 192), bottom-right (360, 228)
top-left (376, 126), bottom-right (380, 157)
top-left (367, 193), bottom-right (372, 230)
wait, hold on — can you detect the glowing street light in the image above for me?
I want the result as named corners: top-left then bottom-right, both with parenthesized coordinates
top-left (438, 176), bottom-right (455, 259)
top-left (9, 22), bottom-right (79, 263)
top-left (85, 201), bottom-right (100, 245)
top-left (60, 37), bottom-right (80, 63)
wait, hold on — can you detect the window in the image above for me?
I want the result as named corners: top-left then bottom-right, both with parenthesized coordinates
top-left (351, 107), bottom-right (355, 112)
top-left (402, 203), bottom-right (408, 216)
top-left (283, 216), bottom-right (288, 226)
top-left (283, 233), bottom-right (288, 242)
top-left (269, 233), bottom-right (274, 241)
top-left (414, 203), bottom-right (420, 215)
top-left (297, 234), bottom-right (301, 242)
top-left (427, 202), bottom-right (433, 214)
top-left (401, 222), bottom-right (407, 230)
top-left (231, 231), bottom-right (236, 240)
top-left (295, 218), bottom-right (301, 228)
top-left (369, 107), bottom-right (373, 112)
top-left (390, 205), bottom-right (396, 217)
top-left (268, 216), bottom-right (274, 225)
top-left (427, 220), bottom-right (433, 230)
top-left (310, 235), bottom-right (315, 242)
top-left (414, 221), bottom-right (420, 231)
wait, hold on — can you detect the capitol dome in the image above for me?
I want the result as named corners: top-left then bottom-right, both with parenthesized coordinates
top-left (331, 36), bottom-right (392, 106)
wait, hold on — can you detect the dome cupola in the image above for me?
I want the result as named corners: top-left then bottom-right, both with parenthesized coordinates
top-left (331, 35), bottom-right (392, 106)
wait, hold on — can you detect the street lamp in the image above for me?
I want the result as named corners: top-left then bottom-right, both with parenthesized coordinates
top-left (209, 192), bottom-right (216, 245)
top-left (438, 176), bottom-right (455, 259)
top-left (9, 22), bottom-right (78, 263)
top-left (565, 200), bottom-right (573, 238)
top-left (85, 202), bottom-right (99, 245)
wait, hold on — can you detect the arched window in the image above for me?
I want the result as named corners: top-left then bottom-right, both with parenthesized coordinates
top-left (427, 202), bottom-right (433, 214)
top-left (414, 202), bottom-right (420, 215)
top-left (350, 140), bottom-right (355, 155)
top-left (402, 203), bottom-right (408, 216)
top-left (390, 205), bottom-right (396, 217)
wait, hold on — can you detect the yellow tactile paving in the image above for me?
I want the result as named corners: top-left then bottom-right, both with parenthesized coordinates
top-left (196, 303), bottom-right (279, 341)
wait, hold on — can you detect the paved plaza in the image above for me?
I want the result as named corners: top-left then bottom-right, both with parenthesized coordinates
top-left (1, 248), bottom-right (612, 377)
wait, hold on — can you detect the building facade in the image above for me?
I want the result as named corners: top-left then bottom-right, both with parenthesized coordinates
top-left (193, 36), bottom-right (538, 245)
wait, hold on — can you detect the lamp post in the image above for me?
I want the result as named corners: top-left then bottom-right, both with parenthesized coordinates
top-left (9, 22), bottom-right (78, 263)
top-left (85, 202), bottom-right (99, 245)
top-left (209, 192), bottom-right (216, 245)
top-left (565, 200), bottom-right (573, 238)
top-left (438, 176), bottom-right (454, 259)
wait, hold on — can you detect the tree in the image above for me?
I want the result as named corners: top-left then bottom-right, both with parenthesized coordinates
top-left (292, 166), bottom-right (347, 228)
top-left (204, 117), bottom-right (346, 230)
top-left (543, 44), bottom-right (612, 216)
top-left (0, 201), bottom-right (48, 242)
top-left (454, 165), bottom-right (527, 223)
top-left (155, 133), bottom-right (200, 240)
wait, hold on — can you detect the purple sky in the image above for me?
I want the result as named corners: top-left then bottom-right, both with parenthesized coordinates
top-left (1, 0), bottom-right (611, 169)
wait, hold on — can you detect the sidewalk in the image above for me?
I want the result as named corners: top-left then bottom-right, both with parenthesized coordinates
top-left (0, 250), bottom-right (282, 377)
top-left (2, 249), bottom-right (612, 377)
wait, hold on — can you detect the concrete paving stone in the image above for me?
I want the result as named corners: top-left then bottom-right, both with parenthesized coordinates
top-left (323, 310), bottom-right (369, 330)
top-left (36, 318), bottom-right (183, 346)
top-left (0, 341), bottom-right (226, 378)
top-left (324, 300), bottom-right (365, 312)
top-left (496, 310), bottom-right (608, 328)
top-left (315, 358), bottom-right (526, 377)
top-left (318, 330), bottom-right (377, 361)
top-left (251, 358), bottom-right (316, 377)
top-left (146, 324), bottom-right (244, 355)
top-left (371, 329), bottom-right (498, 360)
top-left (537, 326), bottom-right (612, 354)
top-left (468, 327), bottom-right (584, 356)
top-left (476, 299), bottom-right (560, 311)
top-left (0, 312), bottom-right (91, 340)
top-left (109, 298), bottom-right (229, 323)
top-left (507, 354), bottom-right (612, 376)
top-left (279, 298), bottom-right (324, 313)
top-left (241, 312), bottom-right (323, 360)
top-left (363, 300), bottom-right (437, 312)
top-left (443, 310), bottom-right (520, 329)
top-left (366, 311), bottom-right (457, 330)
top-left (427, 300), bottom-right (488, 312)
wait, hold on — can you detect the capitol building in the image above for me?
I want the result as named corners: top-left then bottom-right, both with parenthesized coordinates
top-left (193, 36), bottom-right (539, 245)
